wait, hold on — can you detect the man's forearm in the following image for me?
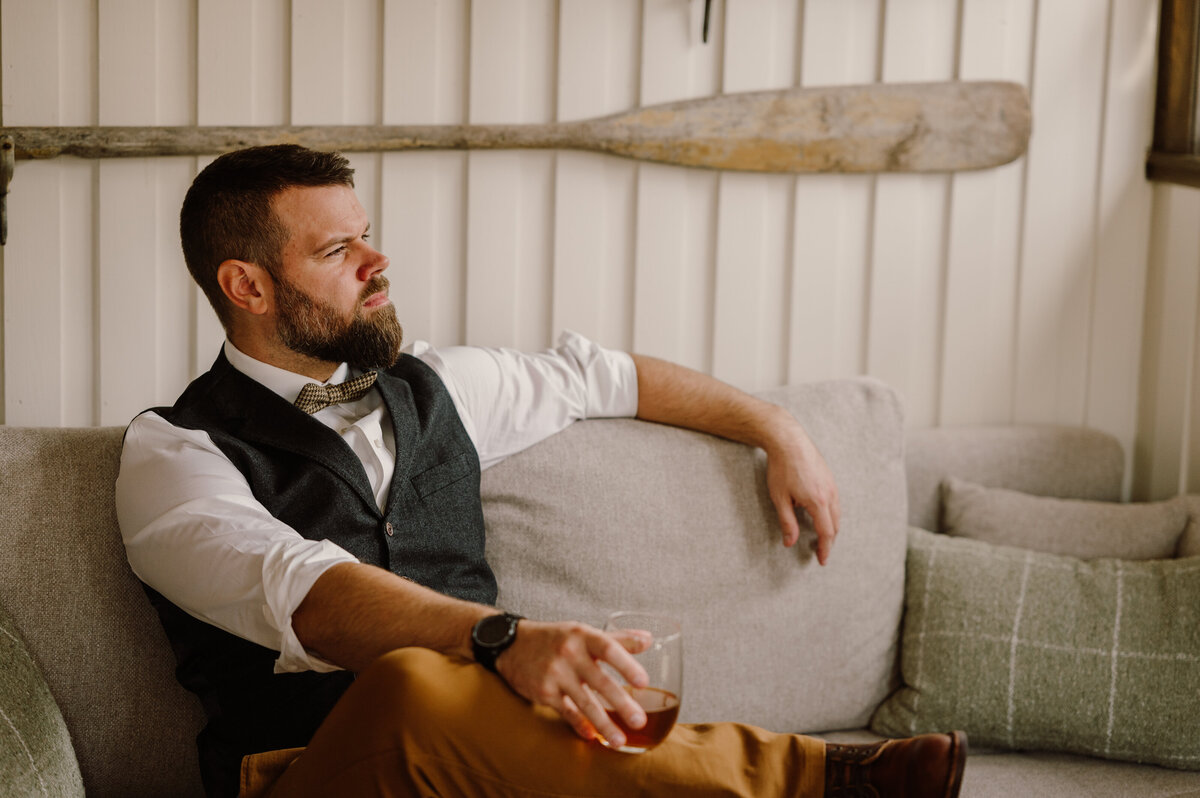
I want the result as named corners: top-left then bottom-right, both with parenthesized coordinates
top-left (291, 561), bottom-right (493, 673)
top-left (292, 561), bottom-right (654, 749)
top-left (631, 353), bottom-right (795, 451)
top-left (630, 353), bottom-right (840, 561)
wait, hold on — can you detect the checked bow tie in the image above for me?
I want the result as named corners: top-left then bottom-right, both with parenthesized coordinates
top-left (294, 371), bottom-right (379, 414)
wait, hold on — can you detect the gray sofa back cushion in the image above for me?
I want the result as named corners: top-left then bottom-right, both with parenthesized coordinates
top-left (905, 425), bottom-right (1125, 531)
top-left (482, 377), bottom-right (908, 733)
top-left (0, 427), bottom-right (206, 798)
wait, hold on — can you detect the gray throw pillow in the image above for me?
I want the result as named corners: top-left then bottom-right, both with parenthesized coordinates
top-left (871, 528), bottom-right (1200, 770)
top-left (940, 477), bottom-right (1188, 560)
top-left (0, 601), bottom-right (84, 796)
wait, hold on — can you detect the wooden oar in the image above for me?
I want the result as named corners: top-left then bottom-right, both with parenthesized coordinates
top-left (3, 81), bottom-right (1029, 174)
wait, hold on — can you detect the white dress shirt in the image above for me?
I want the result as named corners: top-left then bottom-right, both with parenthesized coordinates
top-left (116, 331), bottom-right (638, 674)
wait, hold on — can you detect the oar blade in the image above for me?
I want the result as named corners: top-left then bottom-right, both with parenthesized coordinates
top-left (579, 81), bottom-right (1031, 173)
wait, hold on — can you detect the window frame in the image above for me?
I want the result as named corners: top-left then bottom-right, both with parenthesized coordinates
top-left (1148, 0), bottom-right (1200, 188)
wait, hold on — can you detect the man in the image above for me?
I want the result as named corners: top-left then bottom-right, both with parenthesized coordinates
top-left (116, 145), bottom-right (966, 798)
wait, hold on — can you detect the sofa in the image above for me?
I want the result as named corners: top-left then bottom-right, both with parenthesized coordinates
top-left (2, 377), bottom-right (1197, 797)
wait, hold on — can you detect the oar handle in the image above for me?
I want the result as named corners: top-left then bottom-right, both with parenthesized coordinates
top-left (3, 124), bottom-right (571, 160)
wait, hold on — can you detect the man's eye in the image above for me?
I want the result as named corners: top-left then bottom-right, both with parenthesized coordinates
top-left (326, 245), bottom-right (347, 258)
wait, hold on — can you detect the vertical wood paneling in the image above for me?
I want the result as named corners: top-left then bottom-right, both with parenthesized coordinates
top-left (551, 150), bottom-right (637, 350)
top-left (0, 0), bottom-right (1191, 500)
top-left (194, 0), bottom-right (292, 371)
top-left (1190, 276), bottom-right (1200, 499)
top-left (5, 161), bottom-right (66, 425)
top-left (552, 1), bottom-right (639, 352)
top-left (155, 159), bottom-right (198, 400)
top-left (1191, 271), bottom-right (1200, 495)
top-left (380, 0), bottom-right (468, 347)
top-left (291, 0), bottom-right (350, 125)
top-left (867, 0), bottom-right (958, 428)
top-left (631, 0), bottom-right (722, 371)
top-left (198, 0), bottom-right (289, 126)
top-left (631, 162), bottom-right (718, 372)
top-left (255, 0), bottom-right (291, 126)
top-left (3, 3), bottom-right (65, 426)
top-left (938, 0), bottom-right (1034, 426)
top-left (55, 6), bottom-right (100, 426)
top-left (1137, 185), bottom-right (1200, 500)
top-left (151, 0), bottom-right (197, 403)
top-left (1014, 0), bottom-right (1109, 426)
top-left (342, 0), bottom-right (382, 127)
top-left (789, 0), bottom-right (880, 384)
top-left (381, 150), bottom-right (467, 347)
top-left (710, 1), bottom-right (797, 391)
top-left (464, 1), bottom-right (557, 351)
top-left (382, 0), bottom-right (466, 126)
top-left (1086, 0), bottom-right (1158, 493)
top-left (2, 2), bottom-right (60, 126)
top-left (198, 0), bottom-right (257, 122)
top-left (291, 0), bottom-right (384, 325)
top-left (711, 170), bottom-right (791, 392)
top-left (59, 160), bottom-right (97, 425)
top-left (96, 0), bottom-right (173, 425)
top-left (2, 1), bottom-right (96, 426)
top-left (292, 0), bottom-right (383, 224)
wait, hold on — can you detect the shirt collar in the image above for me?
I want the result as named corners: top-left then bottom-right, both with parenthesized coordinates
top-left (223, 340), bottom-right (353, 405)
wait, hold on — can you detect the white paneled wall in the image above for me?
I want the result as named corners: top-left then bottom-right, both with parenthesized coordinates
top-left (1, 0), bottom-right (1190, 499)
top-left (1140, 183), bottom-right (1200, 501)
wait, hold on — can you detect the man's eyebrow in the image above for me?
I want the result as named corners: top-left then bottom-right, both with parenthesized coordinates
top-left (313, 223), bottom-right (370, 254)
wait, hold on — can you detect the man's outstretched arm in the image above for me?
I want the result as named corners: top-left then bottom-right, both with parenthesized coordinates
top-left (630, 354), bottom-right (841, 564)
top-left (291, 562), bottom-right (651, 748)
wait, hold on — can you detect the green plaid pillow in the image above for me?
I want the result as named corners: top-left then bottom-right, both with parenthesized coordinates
top-left (0, 601), bottom-right (84, 796)
top-left (871, 528), bottom-right (1200, 770)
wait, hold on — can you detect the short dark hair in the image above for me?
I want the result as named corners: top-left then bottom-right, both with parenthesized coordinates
top-left (179, 144), bottom-right (355, 328)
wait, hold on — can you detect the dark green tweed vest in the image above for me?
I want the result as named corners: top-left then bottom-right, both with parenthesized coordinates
top-left (143, 351), bottom-right (495, 797)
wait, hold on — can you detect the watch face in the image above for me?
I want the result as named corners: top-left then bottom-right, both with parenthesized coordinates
top-left (475, 614), bottom-right (512, 646)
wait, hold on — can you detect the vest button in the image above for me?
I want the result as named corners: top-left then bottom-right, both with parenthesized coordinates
top-left (385, 521), bottom-right (394, 536)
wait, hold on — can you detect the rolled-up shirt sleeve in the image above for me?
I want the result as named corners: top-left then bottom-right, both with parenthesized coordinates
top-left (411, 329), bottom-right (639, 470)
top-left (116, 411), bottom-right (359, 674)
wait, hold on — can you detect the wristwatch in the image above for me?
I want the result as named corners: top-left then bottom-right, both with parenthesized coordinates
top-left (471, 612), bottom-right (524, 673)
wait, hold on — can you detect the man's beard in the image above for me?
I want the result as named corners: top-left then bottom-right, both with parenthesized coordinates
top-left (274, 275), bottom-right (404, 370)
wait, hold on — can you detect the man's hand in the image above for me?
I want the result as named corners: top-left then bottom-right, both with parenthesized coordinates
top-left (630, 353), bottom-right (841, 563)
top-left (495, 620), bottom-right (651, 747)
top-left (762, 412), bottom-right (840, 564)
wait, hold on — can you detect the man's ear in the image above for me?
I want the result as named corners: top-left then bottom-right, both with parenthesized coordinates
top-left (217, 259), bottom-right (272, 316)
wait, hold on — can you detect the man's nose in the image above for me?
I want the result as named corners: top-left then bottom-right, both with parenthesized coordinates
top-left (357, 244), bottom-right (389, 282)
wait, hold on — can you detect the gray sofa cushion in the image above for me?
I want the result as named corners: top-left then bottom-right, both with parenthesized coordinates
top-left (482, 377), bottom-right (908, 733)
top-left (0, 599), bottom-right (84, 797)
top-left (906, 426), bottom-right (1125, 532)
top-left (0, 427), bottom-right (205, 798)
top-left (941, 477), bottom-right (1189, 560)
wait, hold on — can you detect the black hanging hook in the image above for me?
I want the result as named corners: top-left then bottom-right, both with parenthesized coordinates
top-left (1, 135), bottom-right (13, 246)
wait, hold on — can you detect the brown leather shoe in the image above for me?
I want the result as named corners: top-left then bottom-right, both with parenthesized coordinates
top-left (823, 731), bottom-right (967, 798)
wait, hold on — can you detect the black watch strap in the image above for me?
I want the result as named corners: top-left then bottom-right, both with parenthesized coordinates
top-left (471, 612), bottom-right (524, 673)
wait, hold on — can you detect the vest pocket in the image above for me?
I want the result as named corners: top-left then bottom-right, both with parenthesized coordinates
top-left (410, 451), bottom-right (473, 498)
